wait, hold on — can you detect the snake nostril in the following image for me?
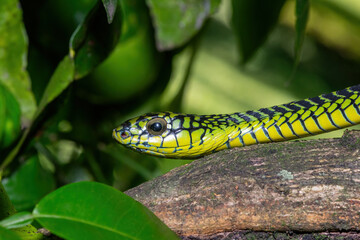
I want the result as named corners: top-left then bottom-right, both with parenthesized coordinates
top-left (120, 130), bottom-right (129, 139)
top-left (113, 129), bottom-right (130, 141)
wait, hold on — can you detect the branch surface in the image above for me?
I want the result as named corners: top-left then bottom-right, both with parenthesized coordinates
top-left (126, 130), bottom-right (360, 237)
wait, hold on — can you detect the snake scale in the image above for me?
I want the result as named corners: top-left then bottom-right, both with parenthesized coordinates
top-left (113, 85), bottom-right (360, 158)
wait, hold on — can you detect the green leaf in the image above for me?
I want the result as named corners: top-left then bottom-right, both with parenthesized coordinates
top-left (0, 0), bottom-right (36, 121)
top-left (0, 182), bottom-right (16, 220)
top-left (70, 1), bottom-right (122, 79)
top-left (146, 0), bottom-right (221, 50)
top-left (36, 55), bottom-right (75, 117)
top-left (231, 0), bottom-right (286, 63)
top-left (294, 0), bottom-right (310, 65)
top-left (33, 182), bottom-right (179, 240)
top-left (102, 0), bottom-right (118, 24)
top-left (2, 156), bottom-right (55, 211)
top-left (0, 226), bottom-right (23, 240)
top-left (0, 212), bottom-right (33, 229)
top-left (0, 83), bottom-right (21, 150)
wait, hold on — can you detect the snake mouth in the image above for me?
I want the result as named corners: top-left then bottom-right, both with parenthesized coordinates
top-left (127, 141), bottom-right (207, 159)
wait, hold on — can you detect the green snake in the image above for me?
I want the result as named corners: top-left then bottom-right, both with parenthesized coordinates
top-left (113, 85), bottom-right (360, 158)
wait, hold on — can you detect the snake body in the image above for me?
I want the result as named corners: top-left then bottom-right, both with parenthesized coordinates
top-left (113, 85), bottom-right (360, 158)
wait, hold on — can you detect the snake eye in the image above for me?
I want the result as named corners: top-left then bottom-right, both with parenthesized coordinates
top-left (147, 118), bottom-right (167, 135)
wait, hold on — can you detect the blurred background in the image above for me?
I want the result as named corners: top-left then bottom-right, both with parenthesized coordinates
top-left (2, 0), bottom-right (360, 212)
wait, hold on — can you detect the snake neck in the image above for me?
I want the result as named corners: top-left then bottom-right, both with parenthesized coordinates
top-left (211, 85), bottom-right (360, 152)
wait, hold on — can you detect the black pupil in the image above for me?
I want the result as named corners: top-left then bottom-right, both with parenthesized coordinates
top-left (150, 122), bottom-right (163, 132)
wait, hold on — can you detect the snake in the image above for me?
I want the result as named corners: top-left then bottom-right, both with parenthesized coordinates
top-left (113, 85), bottom-right (360, 158)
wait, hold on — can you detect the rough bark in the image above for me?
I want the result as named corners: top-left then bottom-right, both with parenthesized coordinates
top-left (180, 231), bottom-right (360, 240)
top-left (125, 130), bottom-right (360, 238)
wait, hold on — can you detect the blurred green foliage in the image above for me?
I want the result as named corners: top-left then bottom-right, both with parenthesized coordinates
top-left (0, 0), bottom-right (360, 238)
top-left (0, 84), bottom-right (21, 150)
top-left (0, 226), bottom-right (23, 240)
top-left (231, 0), bottom-right (286, 63)
top-left (2, 156), bottom-right (55, 211)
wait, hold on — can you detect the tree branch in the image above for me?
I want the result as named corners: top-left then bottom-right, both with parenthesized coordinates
top-left (125, 130), bottom-right (360, 238)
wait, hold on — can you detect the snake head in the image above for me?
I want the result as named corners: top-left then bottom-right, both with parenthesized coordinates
top-left (112, 112), bottom-right (232, 158)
